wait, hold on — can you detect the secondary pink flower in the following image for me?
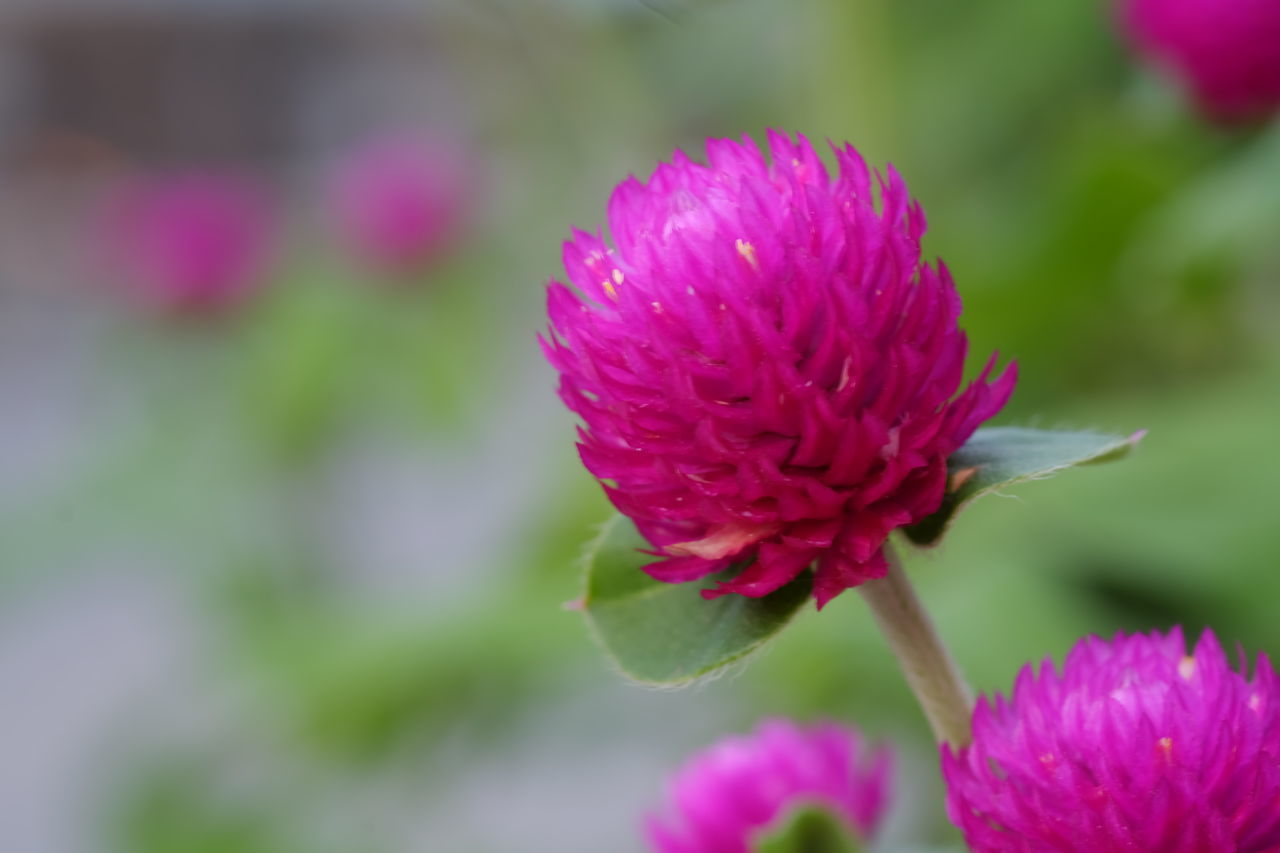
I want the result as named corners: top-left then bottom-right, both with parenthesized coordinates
top-left (542, 132), bottom-right (1014, 607)
top-left (943, 628), bottom-right (1280, 852)
top-left (645, 718), bottom-right (892, 853)
top-left (1121, 0), bottom-right (1280, 122)
top-left (330, 134), bottom-right (469, 277)
top-left (102, 172), bottom-right (275, 315)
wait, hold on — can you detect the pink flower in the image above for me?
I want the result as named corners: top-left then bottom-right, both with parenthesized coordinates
top-left (645, 718), bottom-right (892, 853)
top-left (943, 628), bottom-right (1280, 852)
top-left (103, 172), bottom-right (275, 316)
top-left (542, 132), bottom-right (1014, 607)
top-left (330, 134), bottom-right (469, 278)
top-left (1121, 0), bottom-right (1280, 123)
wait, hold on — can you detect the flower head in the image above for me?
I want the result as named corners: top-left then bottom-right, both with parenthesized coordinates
top-left (102, 172), bottom-right (275, 316)
top-left (943, 628), bottom-right (1280, 852)
top-left (330, 134), bottom-right (469, 278)
top-left (542, 132), bottom-right (1014, 607)
top-left (645, 718), bottom-right (892, 853)
top-left (1121, 0), bottom-right (1280, 123)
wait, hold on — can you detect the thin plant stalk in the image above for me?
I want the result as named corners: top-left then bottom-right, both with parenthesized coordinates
top-left (858, 544), bottom-right (973, 747)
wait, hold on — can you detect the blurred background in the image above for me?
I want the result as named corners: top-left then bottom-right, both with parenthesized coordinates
top-left (1, 0), bottom-right (1279, 850)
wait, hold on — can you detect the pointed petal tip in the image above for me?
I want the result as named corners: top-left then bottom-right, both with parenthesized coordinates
top-left (699, 585), bottom-right (726, 602)
top-left (644, 555), bottom-right (726, 584)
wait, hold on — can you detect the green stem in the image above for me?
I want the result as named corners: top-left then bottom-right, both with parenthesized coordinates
top-left (857, 545), bottom-right (973, 747)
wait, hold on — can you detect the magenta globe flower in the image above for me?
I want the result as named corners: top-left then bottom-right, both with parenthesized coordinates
top-left (103, 172), bottom-right (275, 316)
top-left (645, 718), bottom-right (892, 853)
top-left (1121, 0), bottom-right (1280, 123)
top-left (943, 628), bottom-right (1280, 851)
top-left (542, 132), bottom-right (1015, 607)
top-left (330, 134), bottom-right (469, 278)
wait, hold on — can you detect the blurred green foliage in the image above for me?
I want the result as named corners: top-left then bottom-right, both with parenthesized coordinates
top-left (114, 764), bottom-right (310, 853)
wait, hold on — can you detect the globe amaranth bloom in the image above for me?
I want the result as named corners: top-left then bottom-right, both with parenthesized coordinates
top-left (1121, 0), bottom-right (1280, 123)
top-left (102, 172), bottom-right (275, 316)
top-left (330, 133), bottom-right (470, 278)
top-left (542, 131), bottom-right (1014, 607)
top-left (645, 718), bottom-right (892, 853)
top-left (943, 628), bottom-right (1280, 852)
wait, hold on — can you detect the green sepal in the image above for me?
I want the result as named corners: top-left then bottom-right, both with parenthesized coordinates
top-left (905, 426), bottom-right (1143, 546)
top-left (579, 515), bottom-right (810, 686)
top-left (753, 806), bottom-right (866, 853)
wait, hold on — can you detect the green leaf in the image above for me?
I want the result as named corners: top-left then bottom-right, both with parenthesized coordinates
top-left (753, 806), bottom-right (865, 853)
top-left (905, 426), bottom-right (1144, 546)
top-left (580, 515), bottom-right (811, 686)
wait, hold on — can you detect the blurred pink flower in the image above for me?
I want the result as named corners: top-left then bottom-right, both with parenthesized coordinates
top-left (944, 628), bottom-right (1280, 851)
top-left (1121, 0), bottom-right (1280, 122)
top-left (330, 134), bottom-right (469, 278)
top-left (103, 172), bottom-right (275, 315)
top-left (542, 131), bottom-right (1014, 607)
top-left (645, 718), bottom-right (892, 853)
